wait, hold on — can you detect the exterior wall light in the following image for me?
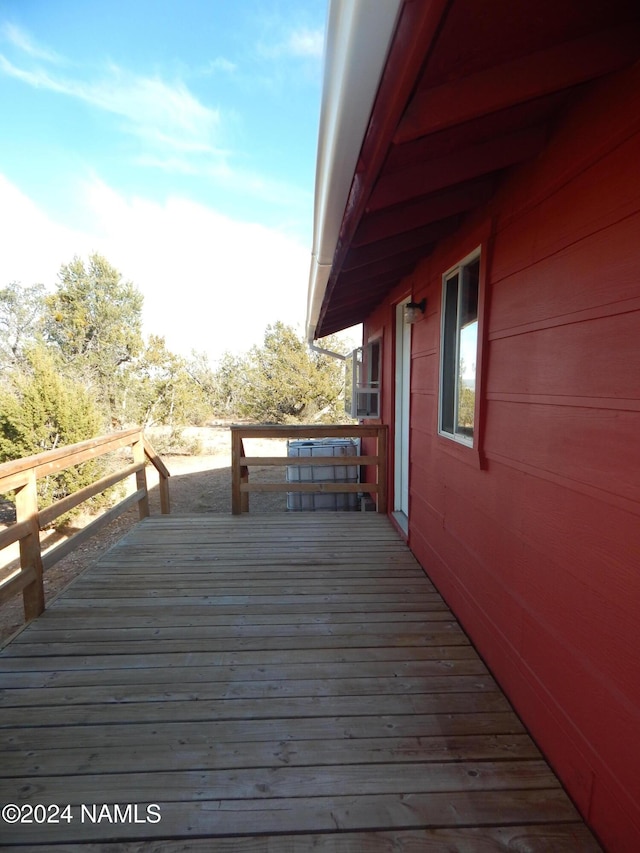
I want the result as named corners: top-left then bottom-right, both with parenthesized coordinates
top-left (404, 298), bottom-right (426, 324)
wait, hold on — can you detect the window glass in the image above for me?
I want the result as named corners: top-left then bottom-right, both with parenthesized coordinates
top-left (345, 340), bottom-right (381, 419)
top-left (357, 339), bottom-right (380, 418)
top-left (440, 256), bottom-right (480, 444)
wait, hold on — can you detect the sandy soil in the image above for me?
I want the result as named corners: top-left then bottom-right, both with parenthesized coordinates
top-left (0, 427), bottom-right (288, 644)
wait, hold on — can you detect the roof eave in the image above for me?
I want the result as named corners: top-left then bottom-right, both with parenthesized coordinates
top-left (305, 0), bottom-right (402, 344)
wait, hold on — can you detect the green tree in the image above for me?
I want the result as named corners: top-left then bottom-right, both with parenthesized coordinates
top-left (0, 344), bottom-right (110, 523)
top-left (128, 336), bottom-right (214, 429)
top-left (210, 351), bottom-right (243, 416)
top-left (185, 350), bottom-right (218, 420)
top-left (0, 281), bottom-right (46, 373)
top-left (44, 253), bottom-right (144, 421)
top-left (229, 322), bottom-right (347, 423)
top-left (457, 385), bottom-right (476, 428)
top-left (457, 357), bottom-right (476, 430)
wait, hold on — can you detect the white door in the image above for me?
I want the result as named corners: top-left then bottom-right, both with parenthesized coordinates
top-left (394, 300), bottom-right (411, 521)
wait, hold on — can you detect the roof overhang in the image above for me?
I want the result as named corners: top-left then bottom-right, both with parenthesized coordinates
top-left (307, 0), bottom-right (640, 341)
top-left (306, 0), bottom-right (402, 344)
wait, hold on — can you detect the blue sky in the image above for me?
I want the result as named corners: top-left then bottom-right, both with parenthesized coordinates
top-left (0, 0), bottom-right (332, 361)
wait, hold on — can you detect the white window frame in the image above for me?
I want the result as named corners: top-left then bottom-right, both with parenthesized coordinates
top-left (345, 339), bottom-right (381, 419)
top-left (438, 248), bottom-right (481, 447)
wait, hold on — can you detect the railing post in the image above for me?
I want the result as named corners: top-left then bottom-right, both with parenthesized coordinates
top-left (240, 439), bottom-right (250, 514)
top-left (142, 436), bottom-right (171, 514)
top-left (231, 427), bottom-right (242, 515)
top-left (1, 428), bottom-right (171, 626)
top-left (376, 425), bottom-right (388, 513)
top-left (15, 470), bottom-right (45, 620)
top-left (158, 473), bottom-right (171, 515)
top-left (132, 434), bottom-right (150, 519)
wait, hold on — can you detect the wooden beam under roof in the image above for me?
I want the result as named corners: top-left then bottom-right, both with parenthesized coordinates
top-left (315, 2), bottom-right (640, 339)
top-left (337, 250), bottom-right (426, 288)
top-left (384, 91), bottom-right (572, 173)
top-left (395, 24), bottom-right (640, 144)
top-left (369, 125), bottom-right (550, 212)
top-left (353, 178), bottom-right (494, 247)
top-left (342, 220), bottom-right (459, 270)
top-left (330, 265), bottom-right (416, 308)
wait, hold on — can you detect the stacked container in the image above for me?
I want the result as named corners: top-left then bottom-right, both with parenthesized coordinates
top-left (286, 438), bottom-right (359, 511)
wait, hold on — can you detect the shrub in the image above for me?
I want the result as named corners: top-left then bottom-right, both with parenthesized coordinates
top-left (0, 344), bottom-right (114, 526)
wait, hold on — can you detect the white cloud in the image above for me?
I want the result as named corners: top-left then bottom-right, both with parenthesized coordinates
top-left (0, 175), bottom-right (311, 363)
top-left (0, 32), bottom-right (309, 202)
top-left (0, 54), bottom-right (222, 159)
top-left (288, 27), bottom-right (324, 59)
top-left (1, 22), bottom-right (63, 63)
top-left (0, 22), bottom-right (227, 171)
top-left (85, 182), bottom-right (310, 360)
top-left (202, 57), bottom-right (237, 75)
top-left (133, 151), bottom-right (311, 214)
top-left (257, 25), bottom-right (324, 61)
top-left (0, 175), bottom-right (94, 288)
top-left (0, 24), bottom-right (318, 208)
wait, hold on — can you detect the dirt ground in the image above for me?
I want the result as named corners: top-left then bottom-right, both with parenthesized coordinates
top-left (0, 427), bottom-right (288, 644)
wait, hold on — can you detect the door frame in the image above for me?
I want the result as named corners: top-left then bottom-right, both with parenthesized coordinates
top-left (393, 298), bottom-right (411, 529)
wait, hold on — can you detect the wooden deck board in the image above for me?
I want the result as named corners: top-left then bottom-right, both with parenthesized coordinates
top-left (0, 826), bottom-right (605, 852)
top-left (0, 513), bottom-right (602, 848)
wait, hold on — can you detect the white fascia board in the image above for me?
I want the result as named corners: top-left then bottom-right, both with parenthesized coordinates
top-left (306, 0), bottom-right (402, 344)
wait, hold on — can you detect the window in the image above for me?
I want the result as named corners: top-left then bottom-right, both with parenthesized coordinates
top-left (439, 252), bottom-right (480, 445)
top-left (345, 340), bottom-right (381, 418)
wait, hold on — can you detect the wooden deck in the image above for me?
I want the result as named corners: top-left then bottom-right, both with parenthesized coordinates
top-left (0, 514), bottom-right (601, 850)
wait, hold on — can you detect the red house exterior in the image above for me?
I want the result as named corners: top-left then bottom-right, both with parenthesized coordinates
top-left (307, 2), bottom-right (640, 851)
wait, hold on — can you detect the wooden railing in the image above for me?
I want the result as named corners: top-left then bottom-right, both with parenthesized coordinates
top-left (0, 427), bottom-right (170, 623)
top-left (230, 424), bottom-right (388, 515)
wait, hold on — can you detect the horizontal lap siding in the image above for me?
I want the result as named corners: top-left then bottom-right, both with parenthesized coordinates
top-left (484, 402), bottom-right (639, 506)
top-left (365, 64), bottom-right (640, 852)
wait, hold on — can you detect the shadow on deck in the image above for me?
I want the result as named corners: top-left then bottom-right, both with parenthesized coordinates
top-left (0, 513), bottom-right (601, 849)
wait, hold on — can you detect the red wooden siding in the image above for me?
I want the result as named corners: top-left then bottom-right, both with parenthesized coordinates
top-left (364, 63), bottom-right (640, 852)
